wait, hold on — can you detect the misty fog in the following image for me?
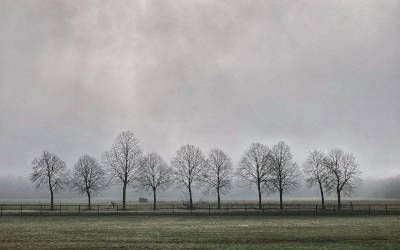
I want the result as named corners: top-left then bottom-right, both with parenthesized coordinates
top-left (0, 0), bottom-right (399, 202)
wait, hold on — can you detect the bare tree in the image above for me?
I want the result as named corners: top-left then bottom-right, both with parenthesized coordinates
top-left (202, 148), bottom-right (233, 209)
top-left (324, 148), bottom-right (361, 209)
top-left (70, 155), bottom-right (107, 210)
top-left (31, 151), bottom-right (67, 210)
top-left (237, 143), bottom-right (270, 209)
top-left (172, 144), bottom-right (206, 209)
top-left (103, 131), bottom-right (142, 209)
top-left (303, 150), bottom-right (330, 209)
top-left (268, 141), bottom-right (300, 209)
top-left (137, 152), bottom-right (173, 210)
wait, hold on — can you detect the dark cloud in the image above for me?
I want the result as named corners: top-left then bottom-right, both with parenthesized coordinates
top-left (0, 0), bottom-right (399, 180)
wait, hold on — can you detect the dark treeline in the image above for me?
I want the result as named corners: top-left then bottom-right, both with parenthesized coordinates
top-left (23, 130), bottom-right (368, 210)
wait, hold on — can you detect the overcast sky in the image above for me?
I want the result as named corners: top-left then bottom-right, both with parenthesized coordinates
top-left (0, 0), bottom-right (399, 180)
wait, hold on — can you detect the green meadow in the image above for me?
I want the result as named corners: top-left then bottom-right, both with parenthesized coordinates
top-left (0, 215), bottom-right (399, 249)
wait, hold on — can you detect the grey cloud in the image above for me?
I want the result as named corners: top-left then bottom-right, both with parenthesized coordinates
top-left (0, 0), bottom-right (399, 180)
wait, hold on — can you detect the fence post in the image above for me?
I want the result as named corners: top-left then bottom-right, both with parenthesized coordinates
top-left (116, 205), bottom-right (119, 216)
top-left (78, 205), bottom-right (80, 215)
top-left (59, 203), bottom-right (61, 216)
top-left (385, 204), bottom-right (388, 216)
top-left (1, 205), bottom-right (2, 217)
top-left (97, 205), bottom-right (100, 216)
top-left (172, 205), bottom-right (174, 215)
top-left (208, 204), bottom-right (211, 216)
top-left (40, 204), bottom-right (42, 215)
top-left (368, 205), bottom-right (371, 216)
top-left (20, 204), bottom-right (23, 216)
top-left (315, 205), bottom-right (318, 216)
top-left (262, 204), bottom-right (265, 213)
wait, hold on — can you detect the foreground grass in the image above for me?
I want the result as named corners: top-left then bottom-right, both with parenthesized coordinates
top-left (0, 215), bottom-right (399, 249)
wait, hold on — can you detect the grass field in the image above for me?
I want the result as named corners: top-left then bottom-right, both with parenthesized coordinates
top-left (1, 215), bottom-right (400, 249)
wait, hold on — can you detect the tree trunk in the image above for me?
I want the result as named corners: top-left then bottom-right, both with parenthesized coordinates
top-left (188, 184), bottom-right (193, 209)
top-left (122, 183), bottom-right (127, 210)
top-left (337, 189), bottom-right (341, 210)
top-left (153, 188), bottom-right (157, 211)
top-left (279, 190), bottom-right (283, 209)
top-left (50, 188), bottom-right (54, 210)
top-left (87, 190), bottom-right (91, 210)
top-left (257, 180), bottom-right (262, 209)
top-left (319, 184), bottom-right (325, 209)
top-left (217, 187), bottom-right (221, 209)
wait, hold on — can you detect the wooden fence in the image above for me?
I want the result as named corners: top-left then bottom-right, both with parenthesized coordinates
top-left (1, 202), bottom-right (400, 216)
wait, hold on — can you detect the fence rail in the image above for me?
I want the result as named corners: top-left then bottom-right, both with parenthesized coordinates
top-left (1, 202), bottom-right (400, 216)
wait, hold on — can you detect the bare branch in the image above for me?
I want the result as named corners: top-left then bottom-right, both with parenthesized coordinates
top-left (171, 144), bottom-right (206, 209)
top-left (202, 148), bottom-right (233, 208)
top-left (267, 142), bottom-right (301, 208)
top-left (102, 131), bottom-right (142, 208)
top-left (31, 151), bottom-right (68, 208)
top-left (236, 142), bottom-right (271, 209)
top-left (70, 155), bottom-right (107, 208)
top-left (324, 148), bottom-right (361, 208)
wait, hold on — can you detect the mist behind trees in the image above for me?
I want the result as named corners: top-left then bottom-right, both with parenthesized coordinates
top-left (1, 175), bottom-right (399, 202)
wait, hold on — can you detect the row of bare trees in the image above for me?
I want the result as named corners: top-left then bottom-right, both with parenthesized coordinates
top-left (31, 152), bottom-right (107, 210)
top-left (303, 149), bottom-right (361, 209)
top-left (237, 142), bottom-right (361, 210)
top-left (31, 131), bottom-right (360, 210)
top-left (237, 142), bottom-right (300, 210)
